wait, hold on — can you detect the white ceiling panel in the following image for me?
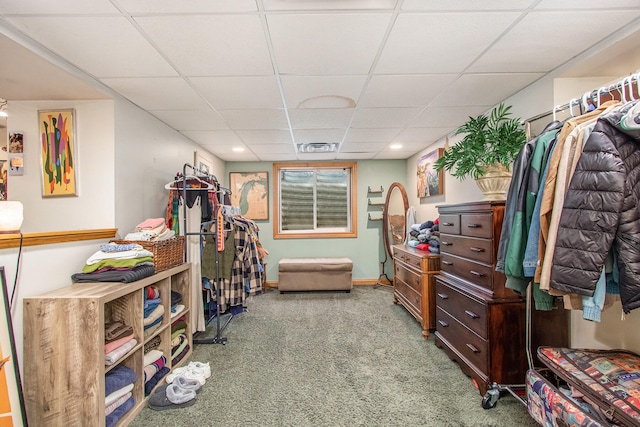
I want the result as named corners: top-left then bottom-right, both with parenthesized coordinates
top-left (100, 77), bottom-right (209, 110)
top-left (263, 0), bottom-right (396, 11)
top-left (392, 141), bottom-right (432, 151)
top-left (341, 142), bottom-right (388, 152)
top-left (150, 109), bottom-right (229, 131)
top-left (469, 10), bottom-right (640, 73)
top-left (280, 75), bottom-right (366, 109)
top-left (218, 109), bottom-right (288, 130)
top-left (205, 148), bottom-right (259, 162)
top-left (8, 17), bottom-right (177, 78)
top-left (258, 153), bottom-right (298, 161)
top-left (360, 74), bottom-right (458, 107)
top-left (374, 150), bottom-right (418, 159)
top-left (292, 129), bottom-right (346, 144)
top-left (135, 15), bottom-right (273, 76)
top-left (395, 127), bottom-right (456, 142)
top-left (288, 108), bottom-right (355, 129)
top-left (337, 152), bottom-right (377, 160)
top-left (267, 13), bottom-right (392, 75)
top-left (236, 130), bottom-right (293, 145)
top-left (250, 143), bottom-right (296, 154)
top-left (430, 73), bottom-right (544, 107)
top-left (297, 153), bottom-right (338, 161)
top-left (535, 0), bottom-right (640, 10)
top-left (402, 0), bottom-right (536, 11)
top-left (375, 12), bottom-right (521, 74)
top-left (410, 106), bottom-right (489, 127)
top-left (190, 76), bottom-right (283, 109)
top-left (344, 128), bottom-right (400, 142)
top-left (351, 107), bottom-right (422, 128)
top-left (0, 0), bottom-right (118, 14)
top-left (181, 130), bottom-right (244, 146)
top-left (118, 0), bottom-right (258, 14)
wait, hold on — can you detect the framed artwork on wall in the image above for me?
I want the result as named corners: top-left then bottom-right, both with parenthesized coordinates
top-left (0, 267), bottom-right (28, 427)
top-left (194, 150), bottom-right (214, 176)
top-left (38, 109), bottom-right (77, 197)
top-left (416, 148), bottom-right (444, 198)
top-left (229, 171), bottom-right (269, 220)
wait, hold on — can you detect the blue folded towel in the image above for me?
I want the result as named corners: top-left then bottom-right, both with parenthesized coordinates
top-left (105, 365), bottom-right (136, 396)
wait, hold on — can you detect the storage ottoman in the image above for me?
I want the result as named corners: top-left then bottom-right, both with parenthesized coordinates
top-left (278, 257), bottom-right (353, 292)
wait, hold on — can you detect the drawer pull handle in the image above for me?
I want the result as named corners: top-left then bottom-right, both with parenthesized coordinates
top-left (415, 297), bottom-right (419, 305)
top-left (441, 241), bottom-right (452, 246)
top-left (438, 320), bottom-right (449, 327)
top-left (467, 223), bottom-right (481, 228)
top-left (466, 343), bottom-right (480, 353)
top-left (469, 270), bottom-right (485, 277)
top-left (442, 260), bottom-right (453, 266)
top-left (469, 247), bottom-right (484, 253)
top-left (437, 293), bottom-right (449, 300)
top-left (442, 222), bottom-right (454, 226)
top-left (464, 310), bottom-right (479, 319)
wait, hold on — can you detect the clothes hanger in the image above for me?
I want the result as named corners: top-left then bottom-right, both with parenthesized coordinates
top-left (164, 174), bottom-right (214, 190)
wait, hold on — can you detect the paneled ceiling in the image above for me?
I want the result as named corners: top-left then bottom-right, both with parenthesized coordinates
top-left (1, 0), bottom-right (640, 161)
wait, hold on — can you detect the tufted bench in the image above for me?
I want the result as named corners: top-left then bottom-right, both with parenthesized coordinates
top-left (278, 257), bottom-right (353, 293)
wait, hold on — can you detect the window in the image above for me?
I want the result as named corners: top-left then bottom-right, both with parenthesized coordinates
top-left (273, 162), bottom-right (357, 239)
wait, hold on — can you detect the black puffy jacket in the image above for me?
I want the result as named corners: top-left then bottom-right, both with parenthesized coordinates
top-left (551, 100), bottom-right (640, 313)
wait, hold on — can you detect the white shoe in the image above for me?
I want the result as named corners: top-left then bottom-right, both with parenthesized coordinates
top-left (166, 366), bottom-right (207, 385)
top-left (187, 361), bottom-right (211, 379)
top-left (165, 366), bottom-right (190, 384)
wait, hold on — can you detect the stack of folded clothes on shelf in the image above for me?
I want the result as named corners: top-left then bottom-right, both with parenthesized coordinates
top-left (104, 321), bottom-right (137, 366)
top-left (105, 365), bottom-right (136, 427)
top-left (170, 317), bottom-right (190, 365)
top-left (407, 218), bottom-right (440, 253)
top-left (143, 349), bottom-right (169, 396)
top-left (71, 242), bottom-right (155, 283)
top-left (144, 285), bottom-right (164, 339)
top-left (171, 290), bottom-right (185, 319)
top-left (124, 217), bottom-right (175, 242)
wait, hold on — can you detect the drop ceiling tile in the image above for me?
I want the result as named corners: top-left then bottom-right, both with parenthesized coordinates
top-left (391, 141), bottom-right (431, 151)
top-left (345, 128), bottom-right (400, 142)
top-left (0, 0), bottom-right (118, 14)
top-left (469, 10), bottom-right (640, 73)
top-left (190, 76), bottom-right (283, 109)
top-left (150, 109), bottom-right (229, 131)
top-left (409, 106), bottom-right (489, 127)
top-left (8, 17), bottom-right (177, 78)
top-left (402, 0), bottom-right (535, 10)
top-left (351, 108), bottom-right (422, 128)
top-left (101, 77), bottom-right (208, 110)
top-left (337, 152), bottom-right (377, 160)
top-left (263, 0), bottom-right (396, 11)
top-left (258, 153), bottom-right (298, 161)
top-left (118, 0), bottom-right (257, 13)
top-left (288, 108), bottom-right (355, 129)
top-left (374, 150), bottom-right (419, 159)
top-left (280, 76), bottom-right (365, 109)
top-left (236, 130), bottom-right (293, 145)
top-left (181, 130), bottom-right (244, 146)
top-left (430, 73), bottom-right (544, 107)
top-left (361, 74), bottom-right (458, 107)
top-left (250, 144), bottom-right (295, 154)
top-left (267, 13), bottom-right (391, 74)
top-left (135, 15), bottom-right (272, 76)
top-left (292, 129), bottom-right (346, 144)
top-left (395, 127), bottom-right (455, 142)
top-left (375, 12), bottom-right (520, 74)
top-left (297, 153), bottom-right (338, 161)
top-left (209, 149), bottom-right (259, 162)
top-left (218, 109), bottom-right (288, 130)
top-left (535, 0), bottom-right (640, 9)
top-left (341, 142), bottom-right (388, 151)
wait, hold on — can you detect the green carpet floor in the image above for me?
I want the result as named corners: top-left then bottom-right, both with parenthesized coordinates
top-left (130, 286), bottom-right (538, 427)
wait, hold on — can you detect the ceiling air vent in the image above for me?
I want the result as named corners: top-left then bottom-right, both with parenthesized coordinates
top-left (297, 143), bottom-right (338, 153)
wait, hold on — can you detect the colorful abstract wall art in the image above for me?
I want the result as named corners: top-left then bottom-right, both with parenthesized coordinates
top-left (38, 109), bottom-right (77, 197)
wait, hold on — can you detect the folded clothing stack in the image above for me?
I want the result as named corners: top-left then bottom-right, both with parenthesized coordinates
top-left (143, 349), bottom-right (169, 395)
top-left (407, 218), bottom-right (440, 253)
top-left (144, 285), bottom-right (164, 339)
top-left (124, 218), bottom-right (175, 242)
top-left (71, 242), bottom-right (155, 283)
top-left (104, 321), bottom-right (136, 366)
top-left (105, 365), bottom-right (136, 427)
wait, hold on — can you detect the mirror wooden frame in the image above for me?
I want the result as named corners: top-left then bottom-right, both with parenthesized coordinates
top-left (382, 182), bottom-right (409, 262)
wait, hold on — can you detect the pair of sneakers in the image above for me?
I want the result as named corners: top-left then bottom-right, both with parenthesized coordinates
top-left (148, 375), bottom-right (201, 411)
top-left (166, 361), bottom-right (211, 386)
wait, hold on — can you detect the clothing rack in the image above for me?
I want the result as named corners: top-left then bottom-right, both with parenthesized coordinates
top-left (176, 162), bottom-right (230, 345)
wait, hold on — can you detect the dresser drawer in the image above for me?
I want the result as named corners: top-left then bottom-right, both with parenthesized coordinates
top-left (439, 234), bottom-right (492, 264)
top-left (395, 263), bottom-right (422, 294)
top-left (435, 279), bottom-right (487, 338)
top-left (461, 213), bottom-right (493, 238)
top-left (440, 253), bottom-right (494, 292)
top-left (439, 214), bottom-right (460, 235)
top-left (436, 307), bottom-right (488, 374)
top-left (394, 250), bottom-right (424, 271)
top-left (395, 280), bottom-right (422, 317)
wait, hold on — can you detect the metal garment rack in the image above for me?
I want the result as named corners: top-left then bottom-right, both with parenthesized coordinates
top-left (176, 162), bottom-right (231, 345)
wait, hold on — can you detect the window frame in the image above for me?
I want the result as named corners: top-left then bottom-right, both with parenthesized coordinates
top-left (273, 161), bottom-right (358, 239)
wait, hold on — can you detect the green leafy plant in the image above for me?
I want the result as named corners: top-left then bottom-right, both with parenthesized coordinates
top-left (434, 103), bottom-right (526, 180)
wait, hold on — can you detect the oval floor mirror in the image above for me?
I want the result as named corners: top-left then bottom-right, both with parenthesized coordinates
top-left (377, 182), bottom-right (409, 286)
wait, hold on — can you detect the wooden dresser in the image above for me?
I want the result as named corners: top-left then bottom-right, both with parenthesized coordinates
top-left (434, 201), bottom-right (526, 396)
top-left (392, 244), bottom-right (440, 339)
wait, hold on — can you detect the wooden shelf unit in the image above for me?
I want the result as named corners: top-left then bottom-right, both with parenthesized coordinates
top-left (23, 263), bottom-right (193, 427)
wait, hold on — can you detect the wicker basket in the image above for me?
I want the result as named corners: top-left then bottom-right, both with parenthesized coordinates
top-left (111, 236), bottom-right (185, 272)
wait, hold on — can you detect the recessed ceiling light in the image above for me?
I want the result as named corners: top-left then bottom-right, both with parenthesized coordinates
top-left (390, 144), bottom-right (402, 150)
top-left (232, 147), bottom-right (245, 152)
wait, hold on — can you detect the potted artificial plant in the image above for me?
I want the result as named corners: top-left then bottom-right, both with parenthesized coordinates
top-left (434, 103), bottom-right (526, 200)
